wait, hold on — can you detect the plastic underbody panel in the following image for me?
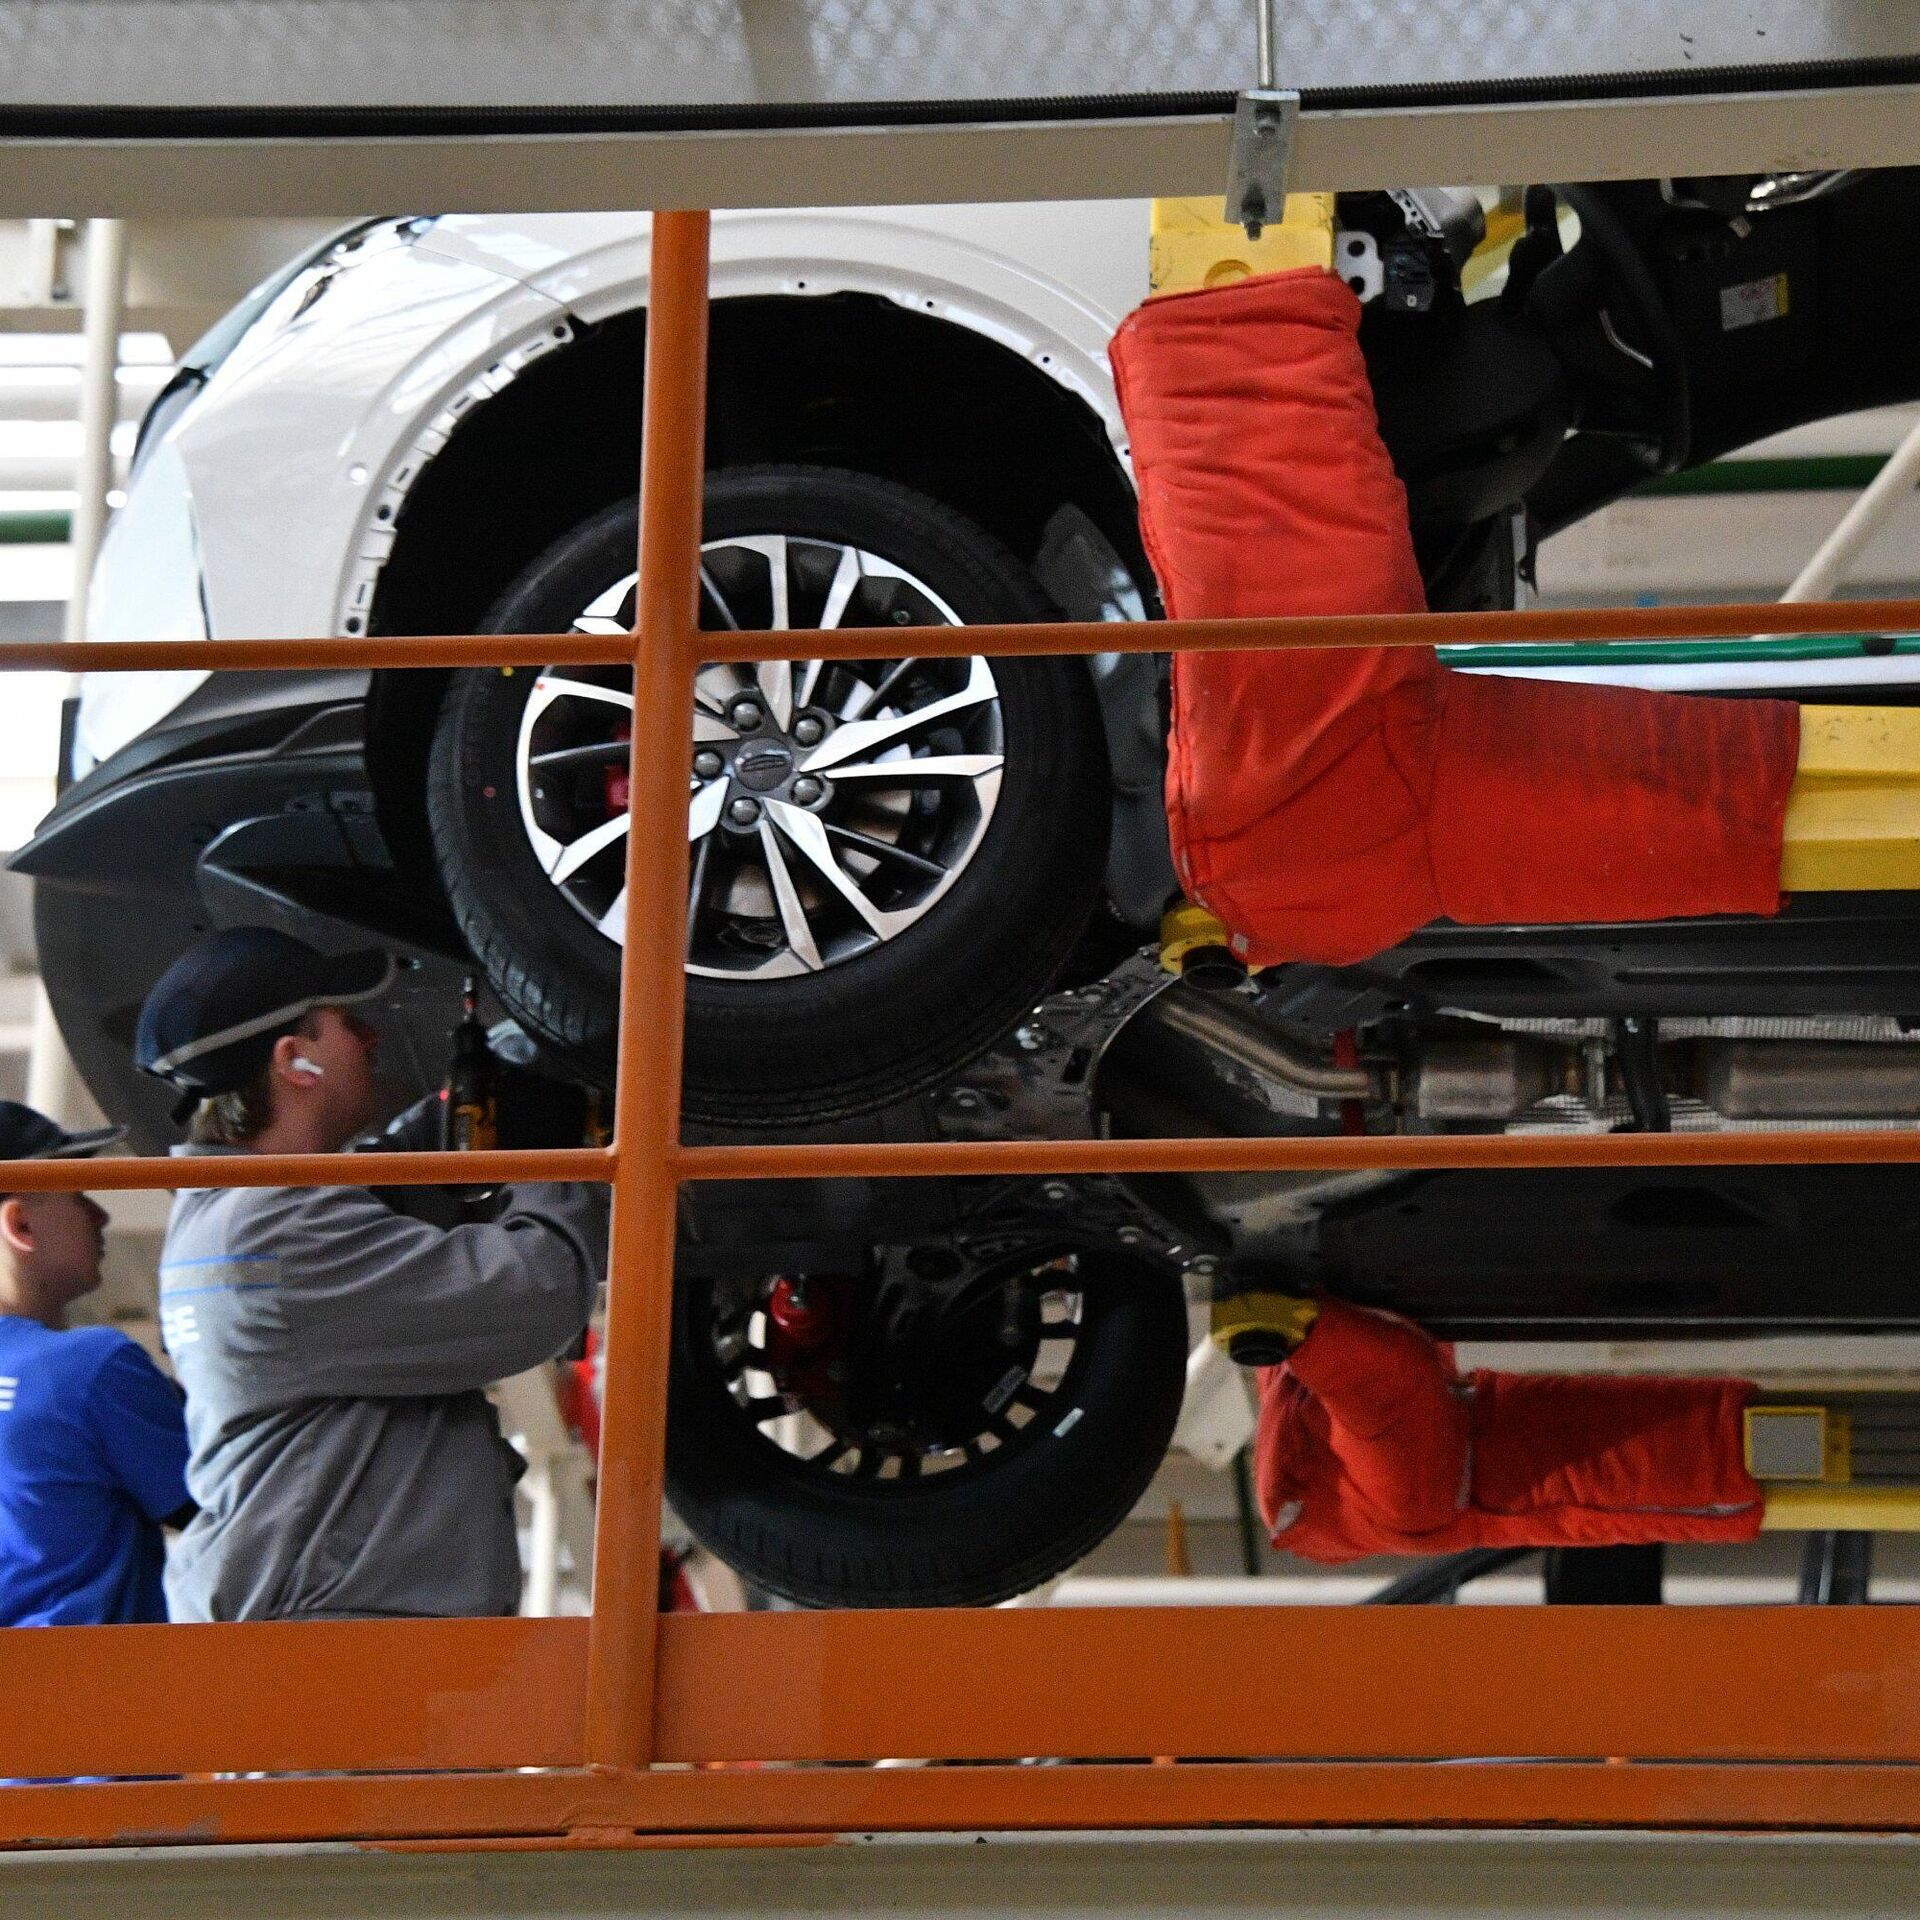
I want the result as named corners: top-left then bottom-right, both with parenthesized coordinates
top-left (1263, 890), bottom-right (1920, 1033)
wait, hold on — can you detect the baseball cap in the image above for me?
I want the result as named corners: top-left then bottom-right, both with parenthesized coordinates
top-left (0, 1100), bottom-right (123, 1163)
top-left (135, 926), bottom-right (396, 1105)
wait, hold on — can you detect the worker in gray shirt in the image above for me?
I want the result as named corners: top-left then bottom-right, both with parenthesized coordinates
top-left (133, 926), bottom-right (608, 1622)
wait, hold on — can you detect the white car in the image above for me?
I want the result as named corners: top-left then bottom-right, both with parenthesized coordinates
top-left (51, 201), bottom-right (1173, 1132)
top-left (31, 175), bottom-right (1920, 1610)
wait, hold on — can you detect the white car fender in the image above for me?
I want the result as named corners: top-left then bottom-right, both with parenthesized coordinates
top-left (169, 232), bottom-right (569, 644)
top-left (95, 203), bottom-right (1152, 765)
top-left (351, 205), bottom-right (1148, 630)
top-left (492, 202), bottom-right (1144, 452)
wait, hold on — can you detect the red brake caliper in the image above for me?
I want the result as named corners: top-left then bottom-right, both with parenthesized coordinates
top-left (762, 1275), bottom-right (848, 1414)
top-left (603, 719), bottom-right (633, 815)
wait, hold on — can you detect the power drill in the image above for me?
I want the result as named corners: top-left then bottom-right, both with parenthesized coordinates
top-left (444, 976), bottom-right (499, 1152)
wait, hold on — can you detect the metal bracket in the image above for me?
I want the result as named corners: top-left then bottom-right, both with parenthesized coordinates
top-left (1224, 0), bottom-right (1296, 239)
top-left (1224, 89), bottom-right (1300, 242)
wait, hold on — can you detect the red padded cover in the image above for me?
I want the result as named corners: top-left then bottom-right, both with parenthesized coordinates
top-left (1255, 1299), bottom-right (1762, 1561)
top-left (1109, 268), bottom-right (1801, 966)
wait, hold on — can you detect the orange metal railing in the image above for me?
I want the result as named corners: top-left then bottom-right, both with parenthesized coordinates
top-left (5, 207), bottom-right (1920, 1846)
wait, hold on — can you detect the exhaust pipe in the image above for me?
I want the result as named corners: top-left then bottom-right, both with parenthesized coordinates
top-left (1691, 1040), bottom-right (1920, 1120)
top-left (1139, 988), bottom-right (1371, 1100)
top-left (1409, 1035), bottom-right (1920, 1124)
top-left (1114, 989), bottom-right (1920, 1129)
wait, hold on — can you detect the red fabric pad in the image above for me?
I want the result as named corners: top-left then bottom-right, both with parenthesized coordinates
top-left (1109, 268), bottom-right (1801, 966)
top-left (1255, 1299), bottom-right (1762, 1561)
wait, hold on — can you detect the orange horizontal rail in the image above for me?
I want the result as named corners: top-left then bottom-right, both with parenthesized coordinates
top-left (13, 1124), bottom-right (1920, 1197)
top-left (0, 1618), bottom-right (587, 1779)
top-left (675, 1125), bottom-right (1920, 1179)
top-left (652, 1606), bottom-right (1920, 1766)
top-left (668, 596), bottom-right (1920, 664)
top-left (11, 1759), bottom-right (1920, 1850)
top-left (0, 1145), bottom-right (612, 1191)
top-left (0, 593), bottom-right (1918, 679)
top-left (0, 633), bottom-right (634, 673)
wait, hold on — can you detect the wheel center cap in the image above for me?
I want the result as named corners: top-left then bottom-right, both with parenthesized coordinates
top-left (732, 740), bottom-right (795, 792)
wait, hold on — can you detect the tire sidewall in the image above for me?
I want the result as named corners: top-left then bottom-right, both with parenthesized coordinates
top-left (664, 1253), bottom-right (1189, 1607)
top-left (429, 466), bottom-right (1110, 1117)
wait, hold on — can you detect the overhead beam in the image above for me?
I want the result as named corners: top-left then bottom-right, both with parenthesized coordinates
top-left (0, 83), bottom-right (1917, 217)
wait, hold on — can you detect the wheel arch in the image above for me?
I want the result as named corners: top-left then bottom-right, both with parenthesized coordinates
top-left (363, 289), bottom-right (1167, 924)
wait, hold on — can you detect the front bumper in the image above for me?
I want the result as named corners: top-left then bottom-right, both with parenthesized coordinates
top-left (15, 669), bottom-right (469, 1148)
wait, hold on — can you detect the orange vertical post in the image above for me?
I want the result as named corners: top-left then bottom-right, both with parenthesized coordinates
top-left (582, 209), bottom-right (712, 1773)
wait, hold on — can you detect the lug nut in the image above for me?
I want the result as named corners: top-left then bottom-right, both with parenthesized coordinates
top-left (727, 796), bottom-right (763, 827)
top-left (730, 698), bottom-right (764, 730)
top-left (692, 748), bottom-right (724, 780)
top-left (792, 714), bottom-right (826, 747)
top-left (791, 774), bottom-right (827, 807)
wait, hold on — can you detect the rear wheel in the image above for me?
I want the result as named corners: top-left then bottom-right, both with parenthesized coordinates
top-left (427, 465), bottom-right (1111, 1123)
top-left (664, 1246), bottom-right (1190, 1607)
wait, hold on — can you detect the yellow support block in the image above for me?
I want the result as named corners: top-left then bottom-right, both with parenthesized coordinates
top-left (1159, 899), bottom-right (1233, 974)
top-left (1762, 1484), bottom-right (1920, 1531)
top-left (1782, 706), bottom-right (1920, 891)
top-left (1209, 1288), bottom-right (1320, 1365)
top-left (1149, 194), bottom-right (1336, 297)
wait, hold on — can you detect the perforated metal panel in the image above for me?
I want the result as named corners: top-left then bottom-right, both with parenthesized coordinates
top-left (0, 0), bottom-right (1916, 113)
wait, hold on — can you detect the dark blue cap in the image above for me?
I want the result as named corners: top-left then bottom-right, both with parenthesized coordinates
top-left (0, 1105), bottom-right (122, 1159)
top-left (0, 1099), bottom-right (122, 1162)
top-left (134, 926), bottom-right (395, 1101)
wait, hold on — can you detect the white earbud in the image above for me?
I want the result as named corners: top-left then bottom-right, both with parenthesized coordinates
top-left (289, 1058), bottom-right (325, 1079)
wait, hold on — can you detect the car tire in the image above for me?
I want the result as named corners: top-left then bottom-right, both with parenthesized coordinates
top-left (427, 465), bottom-right (1111, 1124)
top-left (664, 1249), bottom-right (1190, 1608)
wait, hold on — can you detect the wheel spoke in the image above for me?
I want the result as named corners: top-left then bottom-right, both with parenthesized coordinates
top-left (685, 831), bottom-right (713, 935)
top-left (818, 545), bottom-right (862, 630)
top-left (535, 674), bottom-right (634, 713)
top-left (764, 536), bottom-right (791, 630)
top-left (530, 739), bottom-right (633, 771)
top-left (700, 564), bottom-right (741, 631)
top-left (767, 801), bottom-right (891, 937)
top-left (850, 656), bottom-right (919, 723)
top-left (756, 658), bottom-right (795, 731)
top-left (594, 887), bottom-right (629, 939)
top-left (823, 821), bottom-right (947, 881)
top-left (547, 810), bottom-right (630, 884)
top-left (795, 657), bottom-right (826, 709)
top-left (825, 753), bottom-right (1003, 784)
top-left (802, 656), bottom-right (996, 772)
top-left (687, 779), bottom-right (727, 841)
top-left (571, 614), bottom-right (631, 637)
top-left (692, 709), bottom-right (739, 743)
top-left (756, 819), bottom-right (824, 970)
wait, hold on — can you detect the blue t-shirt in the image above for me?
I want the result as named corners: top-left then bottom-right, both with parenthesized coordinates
top-left (0, 1317), bottom-right (190, 1626)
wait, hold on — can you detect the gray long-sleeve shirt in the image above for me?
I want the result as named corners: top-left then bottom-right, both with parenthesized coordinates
top-left (158, 1148), bottom-right (607, 1621)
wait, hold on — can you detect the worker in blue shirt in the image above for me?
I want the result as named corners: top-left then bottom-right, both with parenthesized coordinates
top-left (0, 1101), bottom-right (191, 1625)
